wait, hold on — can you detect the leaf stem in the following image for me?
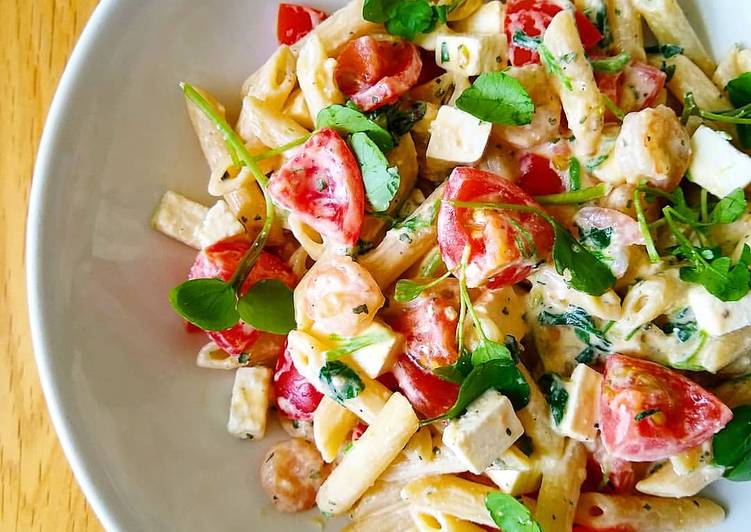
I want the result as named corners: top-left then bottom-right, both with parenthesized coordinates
top-left (253, 135), bottom-right (310, 162)
top-left (633, 189), bottom-right (660, 263)
top-left (534, 183), bottom-right (609, 205)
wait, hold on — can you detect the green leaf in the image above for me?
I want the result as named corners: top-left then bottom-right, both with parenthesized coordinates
top-left (538, 373), bottom-right (569, 425)
top-left (455, 72), bottom-right (535, 125)
top-left (645, 43), bottom-right (684, 58)
top-left (589, 52), bottom-right (631, 73)
top-left (422, 359), bottom-right (530, 424)
top-left (539, 43), bottom-right (572, 91)
top-left (394, 270), bottom-right (451, 303)
top-left (237, 279), bottom-right (295, 334)
top-left (579, 226), bottom-right (612, 250)
top-left (471, 338), bottom-right (513, 366)
top-left (433, 348), bottom-right (473, 384)
top-left (362, 0), bottom-right (400, 22)
top-left (538, 306), bottom-right (612, 358)
top-left (485, 492), bottom-right (542, 532)
top-left (534, 183), bottom-right (608, 205)
top-left (512, 30), bottom-right (541, 51)
top-left (316, 104), bottom-right (394, 151)
top-left (713, 405), bottom-right (751, 481)
top-left (711, 188), bottom-right (747, 224)
top-left (727, 73), bottom-right (751, 146)
top-left (656, 307), bottom-right (698, 343)
top-left (168, 278), bottom-right (239, 331)
top-left (368, 100), bottom-right (427, 137)
top-left (319, 361), bottom-right (365, 403)
top-left (323, 331), bottom-right (392, 361)
top-left (384, 0), bottom-right (437, 40)
top-left (350, 132), bottom-right (401, 212)
top-left (551, 220), bottom-right (616, 296)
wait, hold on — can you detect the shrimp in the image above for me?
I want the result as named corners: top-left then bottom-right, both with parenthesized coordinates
top-left (614, 105), bottom-right (691, 191)
top-left (260, 439), bottom-right (327, 513)
top-left (294, 254), bottom-right (385, 336)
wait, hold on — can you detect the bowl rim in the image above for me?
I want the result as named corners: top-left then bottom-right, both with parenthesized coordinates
top-left (26, 1), bottom-right (121, 530)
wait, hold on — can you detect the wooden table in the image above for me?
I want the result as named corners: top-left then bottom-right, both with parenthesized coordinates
top-left (1, 1), bottom-right (101, 530)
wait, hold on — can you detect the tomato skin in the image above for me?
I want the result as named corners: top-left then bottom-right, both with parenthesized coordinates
top-left (600, 354), bottom-right (733, 462)
top-left (392, 354), bottom-right (459, 419)
top-left (391, 288), bottom-right (459, 370)
top-left (277, 3), bottom-right (328, 46)
top-left (273, 341), bottom-right (323, 420)
top-left (437, 167), bottom-right (554, 288)
top-left (334, 36), bottom-right (422, 111)
top-left (619, 62), bottom-right (666, 113)
top-left (269, 128), bottom-right (365, 247)
top-left (188, 237), bottom-right (297, 356)
top-left (505, 0), bottom-right (602, 66)
top-left (516, 152), bottom-right (565, 196)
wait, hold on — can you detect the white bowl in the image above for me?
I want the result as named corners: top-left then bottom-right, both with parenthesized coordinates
top-left (27, 1), bottom-right (751, 530)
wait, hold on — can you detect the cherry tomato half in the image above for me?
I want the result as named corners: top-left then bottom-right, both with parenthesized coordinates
top-left (619, 62), bottom-right (667, 113)
top-left (392, 354), bottom-right (459, 419)
top-left (334, 36), bottom-right (422, 111)
top-left (273, 341), bottom-right (323, 420)
top-left (516, 152), bottom-right (565, 196)
top-left (600, 354), bottom-right (732, 462)
top-left (188, 237), bottom-right (297, 356)
top-left (269, 128), bottom-right (365, 248)
top-left (437, 167), bottom-right (554, 288)
top-left (505, 0), bottom-right (602, 66)
top-left (277, 3), bottom-right (328, 46)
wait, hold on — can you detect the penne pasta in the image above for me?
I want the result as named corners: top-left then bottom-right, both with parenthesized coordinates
top-left (313, 395), bottom-right (359, 463)
top-left (296, 33), bottom-right (345, 121)
top-left (400, 475), bottom-right (496, 529)
top-left (534, 439), bottom-right (587, 532)
top-left (605, 0), bottom-right (646, 61)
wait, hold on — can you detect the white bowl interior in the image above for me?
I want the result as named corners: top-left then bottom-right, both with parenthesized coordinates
top-left (27, 1), bottom-right (751, 530)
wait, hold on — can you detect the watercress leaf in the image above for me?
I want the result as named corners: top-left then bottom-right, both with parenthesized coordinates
top-left (316, 104), bottom-right (394, 151)
top-left (369, 100), bottom-right (427, 137)
top-left (323, 330), bottom-right (392, 361)
top-left (319, 361), bottom-right (365, 403)
top-left (350, 132), bottom-right (401, 212)
top-left (485, 492), bottom-right (542, 532)
top-left (711, 188), bottom-right (747, 224)
top-left (168, 278), bottom-right (239, 331)
top-left (589, 52), bottom-right (631, 73)
top-left (237, 279), bottom-right (295, 334)
top-left (423, 359), bottom-right (530, 424)
top-left (727, 72), bottom-right (751, 108)
top-left (384, 0), bottom-right (437, 40)
top-left (434, 348), bottom-right (473, 384)
top-left (645, 43), bottom-right (684, 58)
top-left (714, 405), bottom-right (751, 480)
top-left (471, 338), bottom-right (512, 366)
top-left (537, 373), bottom-right (569, 426)
top-left (456, 72), bottom-right (535, 125)
top-left (551, 220), bottom-right (616, 296)
top-left (362, 0), bottom-right (400, 22)
top-left (394, 279), bottom-right (428, 302)
top-left (512, 30), bottom-right (541, 51)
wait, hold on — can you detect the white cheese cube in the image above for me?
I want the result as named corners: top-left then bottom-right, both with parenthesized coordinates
top-left (442, 390), bottom-right (523, 474)
top-left (557, 364), bottom-right (603, 442)
top-left (413, 24), bottom-right (450, 51)
top-left (688, 285), bottom-right (751, 336)
top-left (636, 461), bottom-right (724, 497)
top-left (151, 190), bottom-right (208, 249)
top-left (453, 1), bottom-right (504, 36)
top-left (426, 106), bottom-right (491, 164)
top-left (435, 33), bottom-right (504, 77)
top-left (227, 367), bottom-right (272, 440)
top-left (195, 200), bottom-right (246, 248)
top-left (485, 466), bottom-right (541, 496)
top-left (347, 320), bottom-right (404, 378)
top-left (689, 125), bottom-right (751, 198)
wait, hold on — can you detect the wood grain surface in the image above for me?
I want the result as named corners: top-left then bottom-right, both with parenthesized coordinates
top-left (0, 1), bottom-right (102, 530)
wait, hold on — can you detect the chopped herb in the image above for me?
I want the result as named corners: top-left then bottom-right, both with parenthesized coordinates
top-left (579, 226), bottom-right (613, 250)
top-left (368, 100), bottom-right (427, 137)
top-left (352, 304), bottom-right (369, 314)
top-left (660, 61), bottom-right (677, 83)
top-left (440, 41), bottom-right (450, 63)
top-left (568, 157), bottom-right (581, 191)
top-left (645, 44), bottom-right (684, 58)
top-left (319, 361), bottom-right (364, 403)
top-left (539, 43), bottom-right (573, 91)
top-left (316, 178), bottom-right (328, 192)
top-left (538, 373), bottom-right (569, 425)
top-left (538, 306), bottom-right (612, 363)
top-left (658, 307), bottom-right (698, 342)
top-left (512, 30), bottom-right (542, 51)
top-left (602, 94), bottom-right (625, 121)
top-left (238, 353), bottom-right (250, 365)
top-left (635, 408), bottom-right (660, 421)
top-left (586, 154), bottom-right (609, 172)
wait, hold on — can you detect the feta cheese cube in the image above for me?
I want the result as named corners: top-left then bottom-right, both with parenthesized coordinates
top-left (485, 466), bottom-right (541, 496)
top-left (688, 285), bottom-right (751, 336)
top-left (195, 200), bottom-right (246, 248)
top-left (151, 191), bottom-right (208, 249)
top-left (227, 367), bottom-right (272, 440)
top-left (346, 320), bottom-right (404, 379)
top-left (689, 125), bottom-right (751, 198)
top-left (557, 364), bottom-right (603, 442)
top-left (442, 390), bottom-right (523, 474)
top-left (435, 33), bottom-right (505, 76)
top-left (453, 1), bottom-right (505, 36)
top-left (426, 106), bottom-right (491, 164)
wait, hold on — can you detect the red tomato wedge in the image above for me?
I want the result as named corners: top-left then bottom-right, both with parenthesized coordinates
top-left (437, 167), bottom-right (554, 288)
top-left (188, 237), bottom-right (297, 356)
top-left (269, 129), bottom-right (365, 247)
top-left (619, 62), bottom-right (667, 113)
top-left (594, 68), bottom-right (624, 122)
top-left (505, 0), bottom-right (602, 66)
top-left (277, 3), bottom-right (328, 46)
top-left (600, 354), bottom-right (732, 462)
top-left (273, 341), bottom-right (323, 420)
top-left (334, 36), bottom-right (422, 111)
top-left (391, 289), bottom-right (459, 370)
top-left (392, 354), bottom-right (460, 419)
top-left (516, 152), bottom-right (565, 196)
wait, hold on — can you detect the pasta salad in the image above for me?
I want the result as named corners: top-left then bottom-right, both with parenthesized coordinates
top-left (151, 0), bottom-right (751, 530)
